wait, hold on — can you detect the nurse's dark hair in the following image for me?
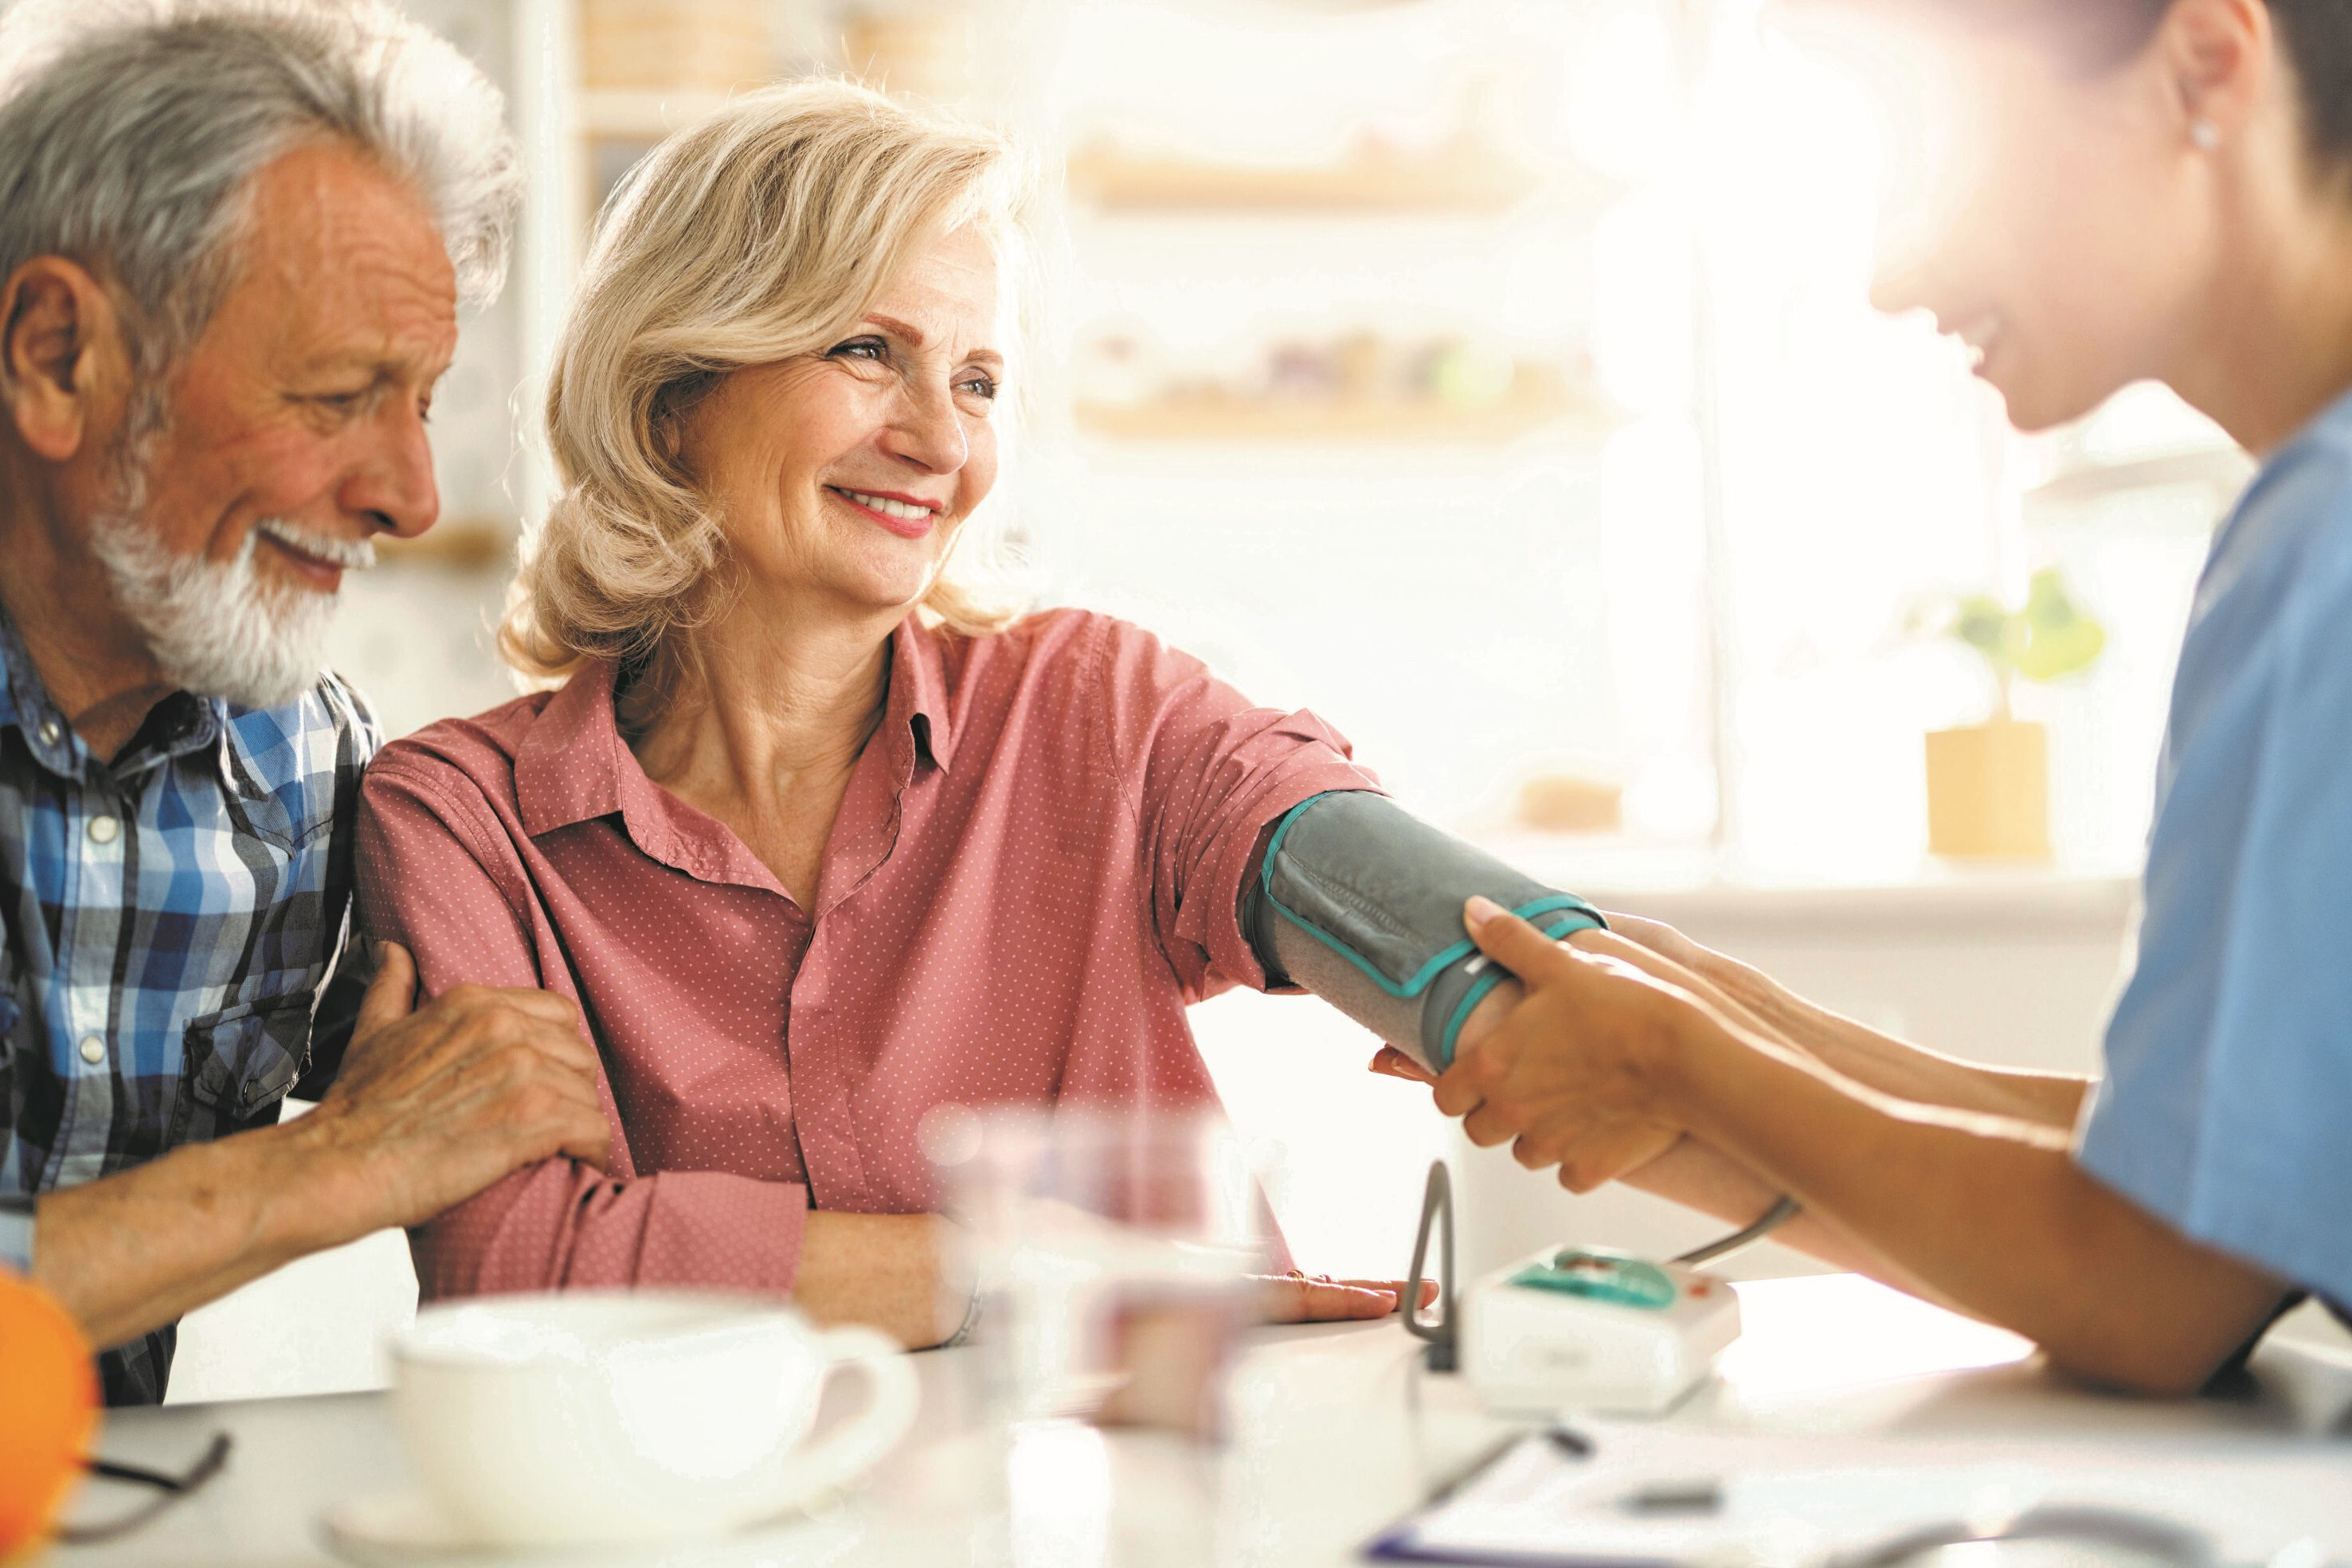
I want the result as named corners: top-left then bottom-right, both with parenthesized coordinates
top-left (1959, 1), bottom-right (2352, 168)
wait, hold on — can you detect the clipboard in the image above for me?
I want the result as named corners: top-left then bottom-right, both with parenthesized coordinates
top-left (1362, 1429), bottom-right (1700, 1567)
top-left (1358, 1429), bottom-right (2268, 1568)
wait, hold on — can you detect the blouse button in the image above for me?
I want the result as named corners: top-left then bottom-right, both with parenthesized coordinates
top-left (88, 815), bottom-right (121, 846)
top-left (79, 1034), bottom-right (105, 1065)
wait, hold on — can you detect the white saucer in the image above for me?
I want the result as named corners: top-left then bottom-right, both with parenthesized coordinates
top-left (316, 1490), bottom-right (863, 1568)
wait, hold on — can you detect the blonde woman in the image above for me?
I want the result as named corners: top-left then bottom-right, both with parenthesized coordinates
top-left (354, 82), bottom-right (1593, 1345)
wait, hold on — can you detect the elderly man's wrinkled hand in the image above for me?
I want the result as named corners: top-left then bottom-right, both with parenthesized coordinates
top-left (309, 942), bottom-right (613, 1231)
top-left (1424, 897), bottom-right (1720, 1194)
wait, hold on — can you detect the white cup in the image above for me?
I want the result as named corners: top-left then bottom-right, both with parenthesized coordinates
top-left (389, 1292), bottom-right (918, 1547)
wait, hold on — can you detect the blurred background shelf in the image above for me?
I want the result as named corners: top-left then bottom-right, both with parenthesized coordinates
top-left (581, 88), bottom-right (737, 138)
top-left (375, 520), bottom-right (515, 573)
top-left (2025, 447), bottom-right (2254, 509)
top-left (1065, 138), bottom-right (1547, 215)
top-left (1074, 387), bottom-right (1613, 444)
top-left (578, 0), bottom-right (769, 96)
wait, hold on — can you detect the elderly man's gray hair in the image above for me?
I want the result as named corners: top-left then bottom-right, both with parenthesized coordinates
top-left (0, 0), bottom-right (519, 381)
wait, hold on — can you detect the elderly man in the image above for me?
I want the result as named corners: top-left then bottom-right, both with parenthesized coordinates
top-left (0, 0), bottom-right (610, 1404)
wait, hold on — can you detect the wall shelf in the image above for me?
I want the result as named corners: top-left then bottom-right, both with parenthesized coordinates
top-left (581, 88), bottom-right (735, 139)
top-left (1065, 140), bottom-right (1546, 216)
top-left (2025, 447), bottom-right (2252, 509)
top-left (1074, 380), bottom-right (1614, 445)
top-left (377, 520), bottom-right (515, 573)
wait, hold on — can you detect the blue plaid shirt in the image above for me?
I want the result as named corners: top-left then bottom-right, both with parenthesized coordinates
top-left (0, 611), bottom-right (377, 1404)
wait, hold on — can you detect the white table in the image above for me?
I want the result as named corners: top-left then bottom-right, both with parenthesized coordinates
top-left (54, 1276), bottom-right (2352, 1567)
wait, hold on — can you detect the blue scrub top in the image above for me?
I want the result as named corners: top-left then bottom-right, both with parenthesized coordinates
top-left (2077, 385), bottom-right (2352, 1309)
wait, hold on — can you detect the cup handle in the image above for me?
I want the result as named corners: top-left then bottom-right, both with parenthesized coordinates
top-left (768, 1325), bottom-right (920, 1511)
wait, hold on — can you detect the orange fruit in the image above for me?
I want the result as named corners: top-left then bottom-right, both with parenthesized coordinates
top-left (0, 1274), bottom-right (99, 1558)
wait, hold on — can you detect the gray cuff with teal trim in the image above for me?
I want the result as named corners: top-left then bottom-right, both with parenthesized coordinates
top-left (1250, 792), bottom-right (1603, 1073)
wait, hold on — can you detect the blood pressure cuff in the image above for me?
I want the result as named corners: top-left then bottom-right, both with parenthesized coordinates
top-left (1247, 791), bottom-right (1605, 1074)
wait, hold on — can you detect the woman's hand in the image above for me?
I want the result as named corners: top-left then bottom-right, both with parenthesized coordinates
top-left (1368, 1046), bottom-right (1438, 1085)
top-left (1255, 1272), bottom-right (1436, 1322)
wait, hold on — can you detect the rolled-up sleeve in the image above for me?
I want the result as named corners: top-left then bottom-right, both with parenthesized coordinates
top-left (0, 1194), bottom-right (33, 1273)
top-left (1091, 620), bottom-right (1380, 998)
top-left (354, 759), bottom-right (809, 1301)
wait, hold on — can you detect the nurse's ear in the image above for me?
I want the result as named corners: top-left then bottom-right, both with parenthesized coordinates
top-left (2154, 0), bottom-right (2272, 153)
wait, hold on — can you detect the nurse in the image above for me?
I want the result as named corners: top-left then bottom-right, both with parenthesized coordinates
top-left (1401, 0), bottom-right (2352, 1394)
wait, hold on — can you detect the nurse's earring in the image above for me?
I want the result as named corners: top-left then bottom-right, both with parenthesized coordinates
top-left (2190, 118), bottom-right (2222, 152)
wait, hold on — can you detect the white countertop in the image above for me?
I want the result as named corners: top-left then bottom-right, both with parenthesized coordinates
top-left (53, 1275), bottom-right (2352, 1568)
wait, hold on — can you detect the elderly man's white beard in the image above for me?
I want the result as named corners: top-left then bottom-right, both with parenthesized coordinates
top-left (87, 443), bottom-right (374, 711)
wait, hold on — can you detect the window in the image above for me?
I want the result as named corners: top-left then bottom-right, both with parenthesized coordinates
top-left (1012, 0), bottom-right (2231, 886)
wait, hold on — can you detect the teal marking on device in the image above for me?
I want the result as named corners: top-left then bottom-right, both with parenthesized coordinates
top-left (1507, 1248), bottom-right (1679, 1312)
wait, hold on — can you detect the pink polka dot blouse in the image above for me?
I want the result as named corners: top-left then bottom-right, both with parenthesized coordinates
top-left (352, 609), bottom-right (1377, 1301)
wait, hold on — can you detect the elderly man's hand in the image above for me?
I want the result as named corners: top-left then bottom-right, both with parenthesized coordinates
top-left (306, 943), bottom-right (613, 1231)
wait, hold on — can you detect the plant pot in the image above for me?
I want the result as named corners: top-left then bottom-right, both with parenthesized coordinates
top-left (1924, 720), bottom-right (2051, 861)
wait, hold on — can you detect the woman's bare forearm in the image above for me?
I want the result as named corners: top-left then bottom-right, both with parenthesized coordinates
top-left (791, 1210), bottom-right (969, 1349)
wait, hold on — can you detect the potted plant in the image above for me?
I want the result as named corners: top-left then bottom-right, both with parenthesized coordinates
top-left (1915, 568), bottom-right (2106, 861)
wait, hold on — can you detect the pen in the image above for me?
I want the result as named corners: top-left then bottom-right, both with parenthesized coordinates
top-left (1421, 1425), bottom-right (1594, 1506)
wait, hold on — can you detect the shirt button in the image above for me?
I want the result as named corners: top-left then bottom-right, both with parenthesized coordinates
top-left (37, 717), bottom-right (62, 747)
top-left (88, 815), bottom-right (120, 846)
top-left (78, 1034), bottom-right (105, 1065)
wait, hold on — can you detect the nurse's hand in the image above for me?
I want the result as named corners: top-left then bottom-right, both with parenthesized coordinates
top-left (1428, 897), bottom-right (1741, 1193)
top-left (1368, 909), bottom-right (1799, 1092)
top-left (1373, 908), bottom-right (1794, 1189)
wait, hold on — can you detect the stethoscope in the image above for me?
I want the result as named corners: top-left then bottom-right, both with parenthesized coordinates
top-left (1839, 1505), bottom-right (2218, 1568)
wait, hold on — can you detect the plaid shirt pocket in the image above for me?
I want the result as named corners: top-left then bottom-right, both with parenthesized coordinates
top-left (170, 990), bottom-right (313, 1145)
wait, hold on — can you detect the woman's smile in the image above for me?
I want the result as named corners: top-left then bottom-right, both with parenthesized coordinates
top-left (826, 483), bottom-right (943, 539)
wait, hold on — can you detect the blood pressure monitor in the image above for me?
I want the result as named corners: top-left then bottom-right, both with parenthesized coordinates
top-left (1462, 1245), bottom-right (1743, 1417)
top-left (1403, 1163), bottom-right (1778, 1418)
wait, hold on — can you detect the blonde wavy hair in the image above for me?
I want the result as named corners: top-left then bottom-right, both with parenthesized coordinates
top-left (500, 79), bottom-right (1032, 683)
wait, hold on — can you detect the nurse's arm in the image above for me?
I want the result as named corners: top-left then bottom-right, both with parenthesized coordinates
top-left (1381, 1034), bottom-right (1982, 1299)
top-left (1378, 910), bottom-right (2089, 1293)
top-left (1442, 906), bottom-right (2291, 1397)
top-left (1595, 911), bottom-right (2091, 1128)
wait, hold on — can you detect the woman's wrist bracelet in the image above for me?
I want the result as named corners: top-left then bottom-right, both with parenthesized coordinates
top-left (941, 1278), bottom-right (984, 1348)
